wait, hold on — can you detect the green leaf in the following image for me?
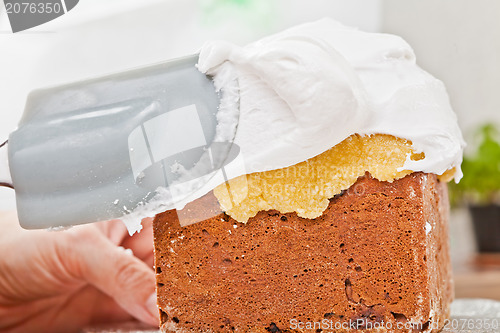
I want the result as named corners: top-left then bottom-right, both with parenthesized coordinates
top-left (450, 123), bottom-right (500, 206)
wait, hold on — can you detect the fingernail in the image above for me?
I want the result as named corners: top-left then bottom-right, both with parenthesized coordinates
top-left (146, 292), bottom-right (159, 324)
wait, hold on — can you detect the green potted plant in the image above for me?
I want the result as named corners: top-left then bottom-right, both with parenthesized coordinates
top-left (449, 123), bottom-right (500, 252)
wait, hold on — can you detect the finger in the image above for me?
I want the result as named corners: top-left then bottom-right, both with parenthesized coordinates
top-left (67, 229), bottom-right (159, 327)
top-left (87, 288), bottom-right (135, 324)
top-left (93, 219), bottom-right (129, 246)
top-left (50, 285), bottom-right (135, 331)
top-left (143, 253), bottom-right (154, 269)
top-left (120, 218), bottom-right (154, 262)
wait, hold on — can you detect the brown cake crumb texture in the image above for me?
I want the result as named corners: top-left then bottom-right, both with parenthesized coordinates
top-left (153, 172), bottom-right (453, 332)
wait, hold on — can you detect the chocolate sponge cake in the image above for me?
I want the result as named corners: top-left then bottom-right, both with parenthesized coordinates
top-left (153, 172), bottom-right (453, 332)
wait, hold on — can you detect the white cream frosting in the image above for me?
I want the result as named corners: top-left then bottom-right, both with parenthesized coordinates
top-left (122, 18), bottom-right (464, 234)
top-left (198, 18), bottom-right (464, 181)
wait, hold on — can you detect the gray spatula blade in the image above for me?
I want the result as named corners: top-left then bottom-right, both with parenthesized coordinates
top-left (8, 54), bottom-right (228, 229)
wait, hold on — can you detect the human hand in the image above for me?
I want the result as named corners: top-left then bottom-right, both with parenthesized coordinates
top-left (0, 211), bottom-right (158, 333)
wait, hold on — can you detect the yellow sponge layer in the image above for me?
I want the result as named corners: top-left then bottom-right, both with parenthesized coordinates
top-left (214, 134), bottom-right (455, 222)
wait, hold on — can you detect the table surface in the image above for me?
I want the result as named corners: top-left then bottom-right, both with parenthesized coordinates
top-left (83, 299), bottom-right (500, 333)
top-left (442, 299), bottom-right (500, 332)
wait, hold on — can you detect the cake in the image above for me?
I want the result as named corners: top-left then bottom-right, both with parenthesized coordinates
top-left (154, 172), bottom-right (452, 332)
top-left (146, 18), bottom-right (464, 333)
top-left (153, 135), bottom-right (454, 332)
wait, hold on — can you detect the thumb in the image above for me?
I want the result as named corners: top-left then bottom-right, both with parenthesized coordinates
top-left (71, 229), bottom-right (159, 326)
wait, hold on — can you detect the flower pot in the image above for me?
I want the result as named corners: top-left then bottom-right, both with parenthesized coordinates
top-left (470, 205), bottom-right (500, 252)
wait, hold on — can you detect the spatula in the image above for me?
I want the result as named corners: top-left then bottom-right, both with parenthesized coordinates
top-left (0, 54), bottom-right (237, 230)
